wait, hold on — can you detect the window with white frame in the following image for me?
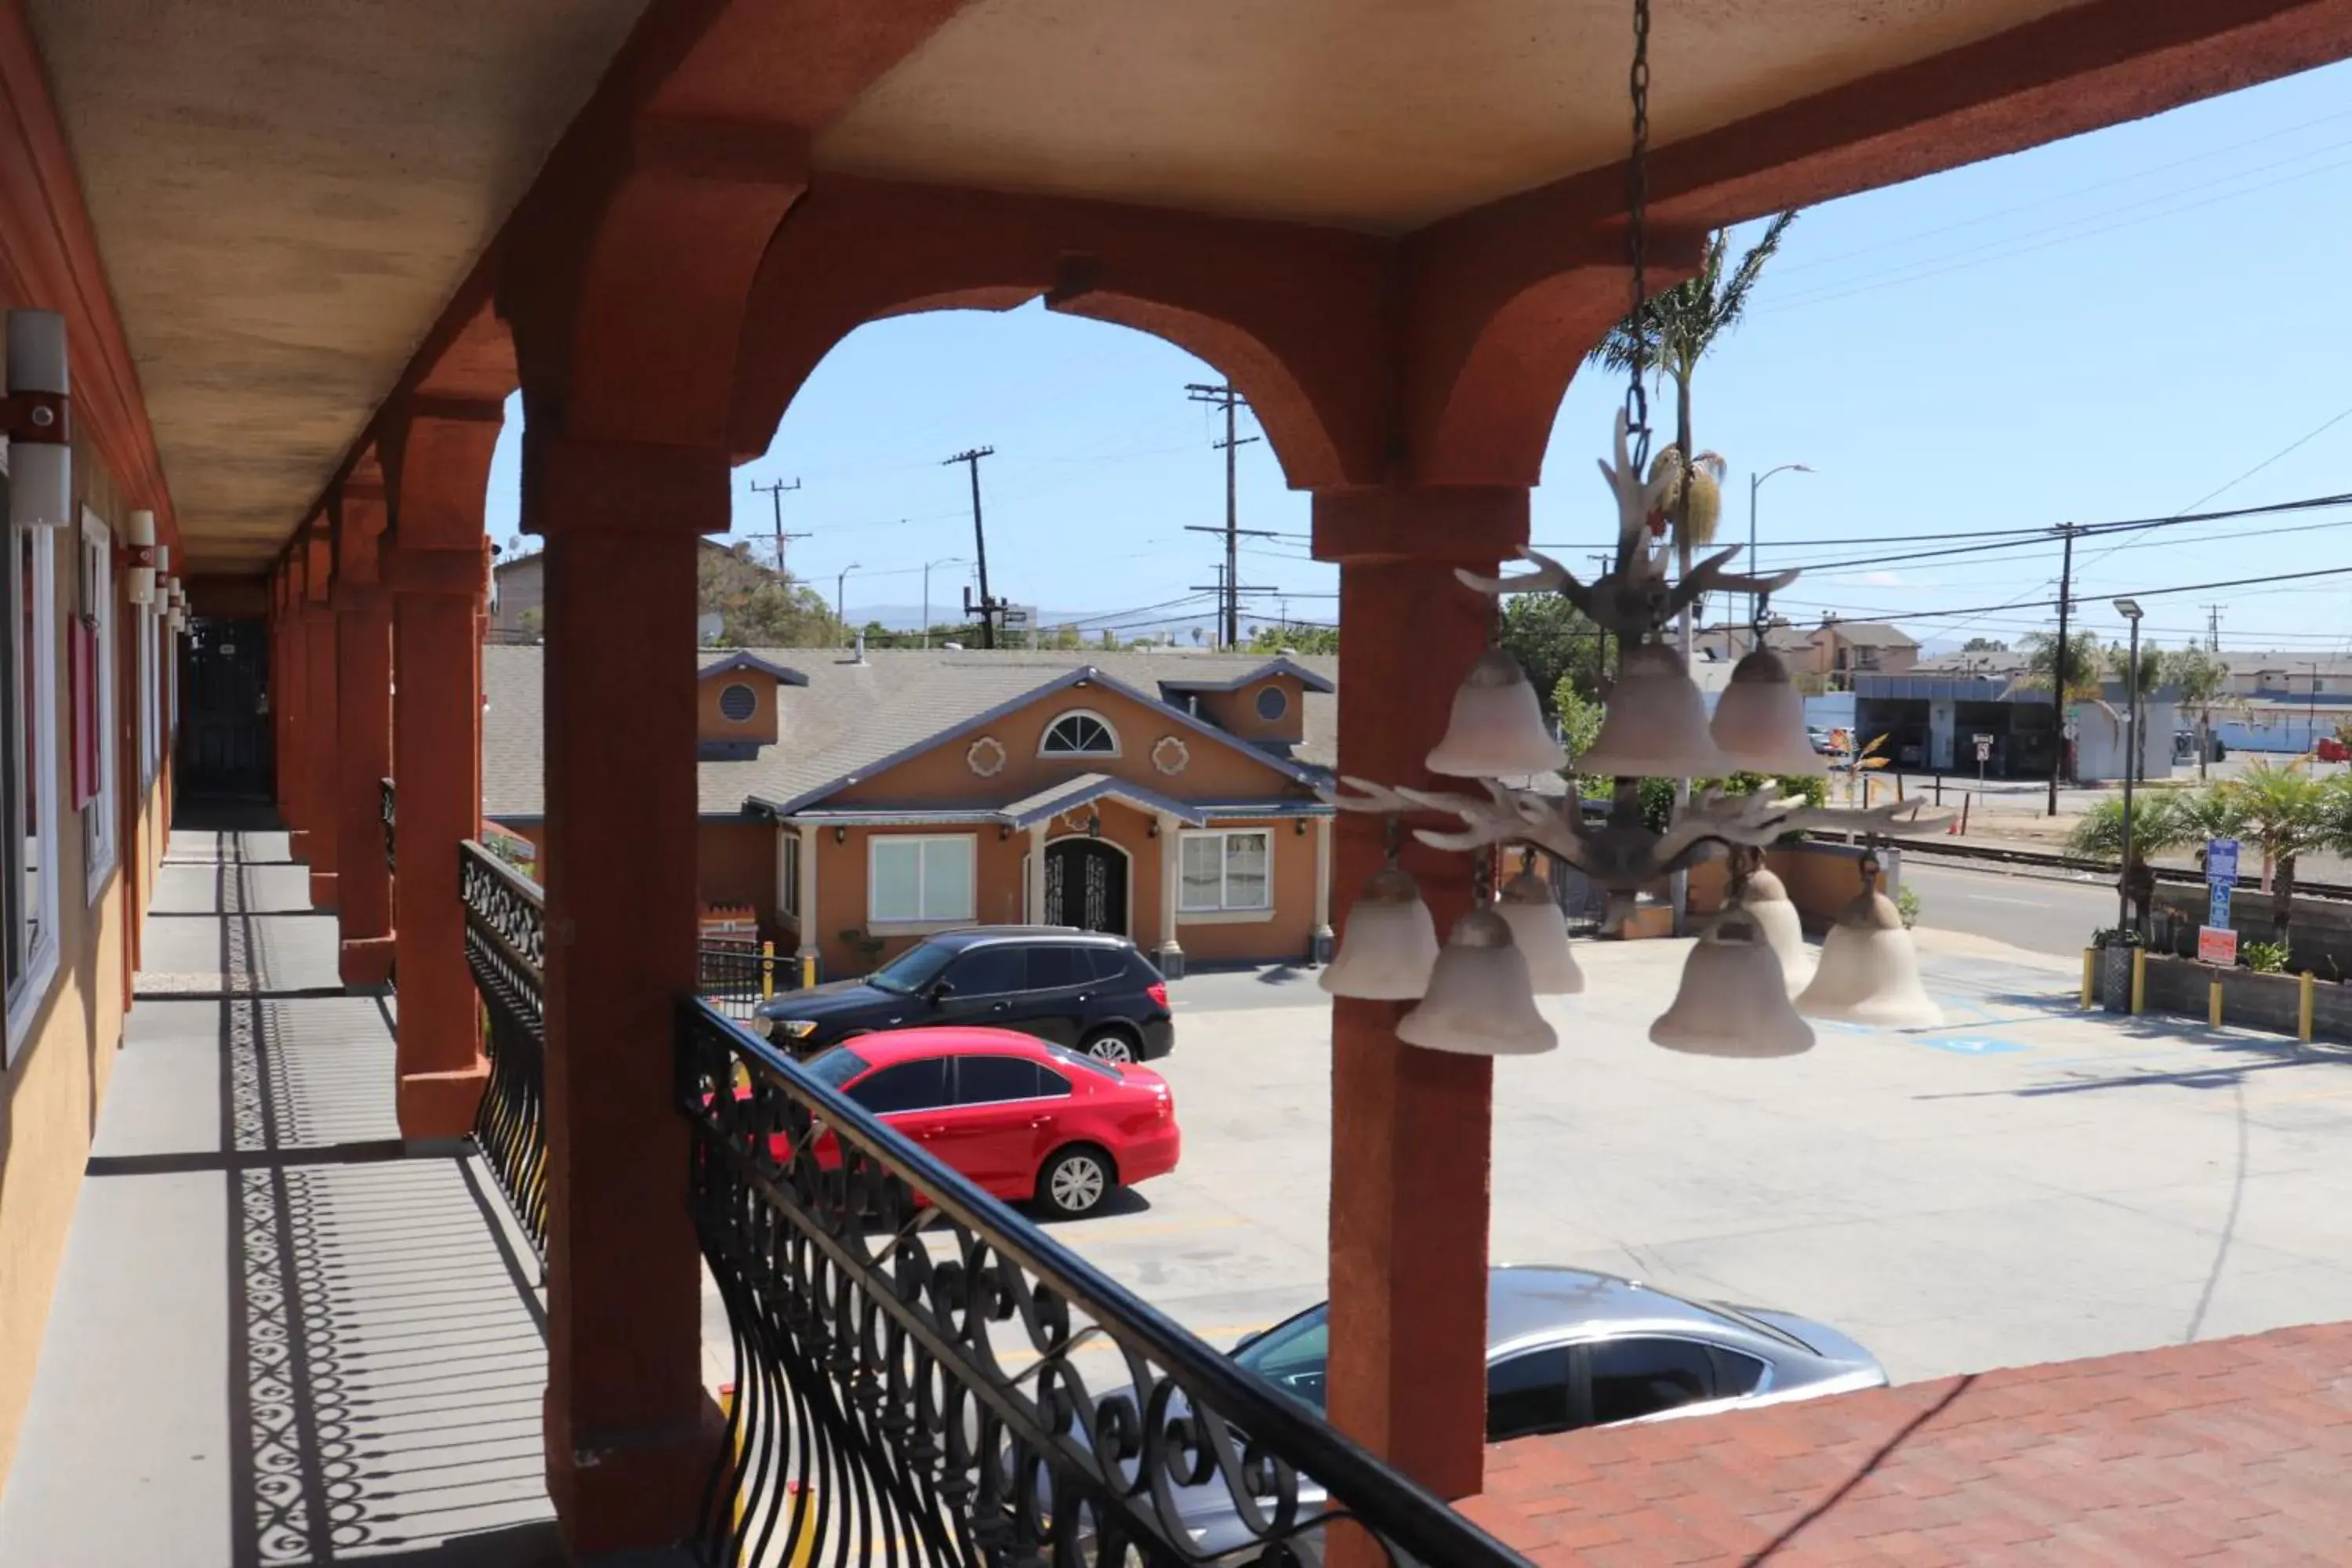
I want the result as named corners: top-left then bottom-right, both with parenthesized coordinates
top-left (780, 830), bottom-right (801, 919)
top-left (4, 499), bottom-right (62, 1054)
top-left (1179, 829), bottom-right (1272, 913)
top-left (137, 599), bottom-right (157, 785)
top-left (869, 834), bottom-right (975, 924)
top-left (1040, 710), bottom-right (1118, 757)
top-left (78, 510), bottom-right (116, 896)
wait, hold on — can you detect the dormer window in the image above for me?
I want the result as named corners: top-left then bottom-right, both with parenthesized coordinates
top-left (1040, 710), bottom-right (1118, 757)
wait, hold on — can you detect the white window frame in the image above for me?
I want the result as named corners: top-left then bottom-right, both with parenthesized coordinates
top-left (79, 509), bottom-right (117, 899)
top-left (779, 829), bottom-right (801, 920)
top-left (1039, 709), bottom-right (1120, 758)
top-left (1178, 828), bottom-right (1275, 922)
top-left (137, 600), bottom-right (158, 786)
top-left (867, 833), bottom-right (976, 928)
top-left (5, 511), bottom-right (62, 1060)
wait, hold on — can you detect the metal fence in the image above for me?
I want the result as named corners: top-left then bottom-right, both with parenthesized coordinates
top-left (695, 942), bottom-right (793, 1022)
top-left (460, 840), bottom-right (547, 1258)
top-left (677, 998), bottom-right (1530, 1568)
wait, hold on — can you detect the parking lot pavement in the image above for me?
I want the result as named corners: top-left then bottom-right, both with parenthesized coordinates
top-left (1049, 929), bottom-right (2352, 1386)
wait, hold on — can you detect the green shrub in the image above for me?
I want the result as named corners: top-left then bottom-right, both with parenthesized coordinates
top-left (2244, 940), bottom-right (2291, 975)
top-left (1895, 885), bottom-right (1920, 929)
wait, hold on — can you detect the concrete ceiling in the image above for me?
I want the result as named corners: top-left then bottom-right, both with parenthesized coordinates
top-left (815, 0), bottom-right (2089, 230)
top-left (27, 0), bottom-right (649, 572)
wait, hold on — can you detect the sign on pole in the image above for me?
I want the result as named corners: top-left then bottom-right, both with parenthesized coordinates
top-left (1973, 734), bottom-right (1992, 761)
top-left (2208, 880), bottom-right (2233, 930)
top-left (2198, 925), bottom-right (2238, 967)
top-left (997, 604), bottom-right (1036, 633)
top-left (2205, 837), bottom-right (2240, 884)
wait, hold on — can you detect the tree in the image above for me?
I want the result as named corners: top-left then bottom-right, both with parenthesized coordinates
top-left (1962, 637), bottom-right (2009, 653)
top-left (2108, 639), bottom-right (2165, 785)
top-left (2227, 761), bottom-right (2339, 947)
top-left (696, 542), bottom-right (844, 647)
top-left (1550, 675), bottom-right (1606, 789)
top-left (2016, 629), bottom-right (2107, 703)
top-left (1247, 622), bottom-right (1339, 655)
top-left (2165, 645), bottom-right (2230, 780)
top-left (2065, 794), bottom-right (2187, 862)
top-left (1499, 594), bottom-right (1606, 714)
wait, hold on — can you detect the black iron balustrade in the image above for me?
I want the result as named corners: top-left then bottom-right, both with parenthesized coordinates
top-left (380, 775), bottom-right (396, 874)
top-left (697, 941), bottom-right (797, 1022)
top-left (461, 840), bottom-right (547, 1258)
top-left (678, 998), bottom-right (1530, 1568)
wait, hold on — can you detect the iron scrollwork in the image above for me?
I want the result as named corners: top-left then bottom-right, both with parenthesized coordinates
top-left (677, 999), bottom-right (1530, 1568)
top-left (460, 840), bottom-right (547, 1257)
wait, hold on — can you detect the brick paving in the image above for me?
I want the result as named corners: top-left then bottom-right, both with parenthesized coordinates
top-left (1464, 1321), bottom-right (2352, 1564)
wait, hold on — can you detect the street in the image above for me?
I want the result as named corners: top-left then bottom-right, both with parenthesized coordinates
top-left (1899, 858), bottom-right (2117, 953)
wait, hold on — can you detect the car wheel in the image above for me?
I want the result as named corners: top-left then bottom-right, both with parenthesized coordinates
top-left (1081, 1028), bottom-right (1138, 1065)
top-left (1037, 1145), bottom-right (1116, 1219)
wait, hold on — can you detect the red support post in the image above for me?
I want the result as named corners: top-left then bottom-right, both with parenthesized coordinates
top-left (332, 607), bottom-right (394, 982)
top-left (301, 594), bottom-right (339, 910)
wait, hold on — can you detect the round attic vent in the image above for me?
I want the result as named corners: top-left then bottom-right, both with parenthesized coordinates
top-left (718, 682), bottom-right (757, 723)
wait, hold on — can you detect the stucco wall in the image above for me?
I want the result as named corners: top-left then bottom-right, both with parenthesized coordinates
top-left (695, 669), bottom-right (779, 746)
top-left (1190, 673), bottom-right (1306, 746)
top-left (0, 433), bottom-right (144, 1494)
top-left (1171, 815), bottom-right (1318, 965)
top-left (698, 818), bottom-right (779, 934)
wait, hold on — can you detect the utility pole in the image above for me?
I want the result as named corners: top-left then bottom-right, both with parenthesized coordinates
top-left (1192, 563), bottom-right (1276, 648)
top-left (2204, 603), bottom-right (2223, 652)
top-left (2047, 522), bottom-right (2079, 817)
top-left (944, 448), bottom-right (1000, 648)
top-left (1186, 383), bottom-right (1259, 650)
top-left (1183, 521), bottom-right (1281, 651)
top-left (750, 477), bottom-right (808, 575)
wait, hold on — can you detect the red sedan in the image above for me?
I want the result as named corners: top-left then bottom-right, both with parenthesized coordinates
top-left (794, 1028), bottom-right (1181, 1218)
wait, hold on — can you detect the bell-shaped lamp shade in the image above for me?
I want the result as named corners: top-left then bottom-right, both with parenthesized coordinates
top-left (1320, 866), bottom-right (1439, 1000)
top-left (6, 310), bottom-right (71, 529)
top-left (122, 510), bottom-right (156, 605)
top-left (1425, 649), bottom-right (1567, 779)
top-left (1398, 907), bottom-right (1556, 1057)
top-left (1711, 649), bottom-right (1830, 776)
top-left (1650, 916), bottom-right (1815, 1058)
top-left (1496, 868), bottom-right (1583, 995)
top-left (1737, 867), bottom-right (1814, 993)
top-left (1796, 885), bottom-right (1941, 1027)
top-left (1577, 642), bottom-right (1732, 779)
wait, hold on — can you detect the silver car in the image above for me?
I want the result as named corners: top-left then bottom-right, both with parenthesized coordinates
top-left (1174, 1265), bottom-right (1884, 1561)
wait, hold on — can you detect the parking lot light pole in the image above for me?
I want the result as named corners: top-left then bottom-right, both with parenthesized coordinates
top-left (2114, 597), bottom-right (2143, 933)
top-left (1748, 463), bottom-right (1813, 628)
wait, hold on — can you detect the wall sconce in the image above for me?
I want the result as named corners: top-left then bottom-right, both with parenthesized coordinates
top-left (1295, 818), bottom-right (1308, 837)
top-left (122, 510), bottom-right (158, 604)
top-left (998, 823), bottom-right (1011, 840)
top-left (4, 310), bottom-right (71, 528)
top-left (832, 825), bottom-right (848, 845)
top-left (1087, 815), bottom-right (1102, 840)
top-left (1146, 821), bottom-right (1159, 838)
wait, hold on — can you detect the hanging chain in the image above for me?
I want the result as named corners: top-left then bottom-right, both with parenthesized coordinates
top-left (1623, 0), bottom-right (1653, 481)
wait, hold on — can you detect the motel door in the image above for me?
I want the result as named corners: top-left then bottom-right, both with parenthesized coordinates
top-left (1044, 839), bottom-right (1127, 935)
top-left (180, 618), bottom-right (273, 800)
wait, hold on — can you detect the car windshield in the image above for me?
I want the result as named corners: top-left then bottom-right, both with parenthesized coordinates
top-left (1232, 1305), bottom-right (1330, 1413)
top-left (866, 941), bottom-right (956, 996)
top-left (800, 1046), bottom-right (871, 1091)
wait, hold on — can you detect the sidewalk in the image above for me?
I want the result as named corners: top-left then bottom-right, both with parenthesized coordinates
top-left (0, 822), bottom-right (557, 1568)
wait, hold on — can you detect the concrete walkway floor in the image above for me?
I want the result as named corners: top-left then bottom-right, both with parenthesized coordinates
top-left (0, 817), bottom-right (559, 1568)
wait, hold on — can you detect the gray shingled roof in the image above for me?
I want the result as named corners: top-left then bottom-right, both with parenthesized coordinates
top-left (481, 645), bottom-right (1341, 819)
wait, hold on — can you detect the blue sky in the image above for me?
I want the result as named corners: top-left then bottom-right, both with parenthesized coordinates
top-left (485, 58), bottom-right (2352, 655)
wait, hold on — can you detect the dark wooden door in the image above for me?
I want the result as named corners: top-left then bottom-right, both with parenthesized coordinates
top-left (1044, 839), bottom-right (1127, 935)
top-left (180, 618), bottom-right (272, 799)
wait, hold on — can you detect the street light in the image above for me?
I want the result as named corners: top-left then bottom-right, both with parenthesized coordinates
top-left (836, 563), bottom-right (862, 644)
top-left (2114, 597), bottom-right (2144, 935)
top-left (921, 555), bottom-right (968, 649)
top-left (1748, 463), bottom-right (1814, 630)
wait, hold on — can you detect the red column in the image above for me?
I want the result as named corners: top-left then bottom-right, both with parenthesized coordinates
top-left (281, 572), bottom-right (312, 857)
top-left (534, 440), bottom-right (714, 1547)
top-left (383, 408), bottom-right (501, 1136)
top-left (1312, 487), bottom-right (1526, 1510)
top-left (333, 589), bottom-right (395, 984)
top-left (303, 597), bottom-right (340, 910)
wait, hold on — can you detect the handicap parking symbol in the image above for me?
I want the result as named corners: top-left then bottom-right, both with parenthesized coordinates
top-left (1911, 1034), bottom-right (2027, 1055)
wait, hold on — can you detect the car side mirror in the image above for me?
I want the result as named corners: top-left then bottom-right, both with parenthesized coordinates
top-left (927, 980), bottom-right (955, 1003)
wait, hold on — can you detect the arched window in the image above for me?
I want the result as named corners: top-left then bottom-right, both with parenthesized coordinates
top-left (717, 682), bottom-right (757, 723)
top-left (1040, 710), bottom-right (1118, 757)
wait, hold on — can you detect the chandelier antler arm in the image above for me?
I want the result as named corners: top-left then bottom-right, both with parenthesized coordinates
top-left (1780, 798), bottom-right (1958, 837)
top-left (1319, 775), bottom-right (1421, 816)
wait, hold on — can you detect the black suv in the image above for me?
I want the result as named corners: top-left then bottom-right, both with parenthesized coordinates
top-left (752, 927), bottom-right (1174, 1062)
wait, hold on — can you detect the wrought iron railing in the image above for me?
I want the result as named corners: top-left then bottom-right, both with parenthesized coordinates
top-left (697, 941), bottom-right (797, 1022)
top-left (461, 840), bottom-right (547, 1258)
top-left (678, 999), bottom-right (1528, 1568)
top-left (380, 776), bottom-right (396, 874)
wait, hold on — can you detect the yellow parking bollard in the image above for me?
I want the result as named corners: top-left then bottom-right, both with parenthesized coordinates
top-left (760, 940), bottom-right (776, 1002)
top-left (2080, 949), bottom-right (2096, 1008)
top-left (800, 953), bottom-right (817, 990)
top-left (2209, 976), bottom-right (2224, 1028)
top-left (2130, 948), bottom-right (2147, 1016)
top-left (2302, 971), bottom-right (2318, 1044)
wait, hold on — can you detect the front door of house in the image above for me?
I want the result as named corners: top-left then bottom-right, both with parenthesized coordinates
top-left (179, 618), bottom-right (272, 800)
top-left (1044, 839), bottom-right (1127, 935)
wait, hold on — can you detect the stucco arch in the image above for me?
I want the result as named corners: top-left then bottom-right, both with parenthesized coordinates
top-left (727, 177), bottom-right (1392, 492)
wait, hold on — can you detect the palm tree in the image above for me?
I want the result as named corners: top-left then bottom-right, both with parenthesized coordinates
top-left (2016, 629), bottom-right (2108, 704)
top-left (2109, 638), bottom-right (2165, 786)
top-left (2065, 793), bottom-right (2187, 862)
top-left (2166, 645), bottom-right (2230, 780)
top-left (2227, 760), bottom-right (2337, 948)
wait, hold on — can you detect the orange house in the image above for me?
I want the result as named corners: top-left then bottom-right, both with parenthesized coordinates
top-left (483, 646), bottom-right (1339, 978)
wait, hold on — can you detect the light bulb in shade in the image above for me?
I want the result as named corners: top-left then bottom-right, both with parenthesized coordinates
top-left (1425, 649), bottom-right (1567, 779)
top-left (1577, 641), bottom-right (1732, 779)
top-left (5, 310), bottom-right (71, 529)
top-left (1650, 916), bottom-right (1815, 1058)
top-left (1397, 907), bottom-right (1556, 1057)
top-left (1737, 867), bottom-right (1813, 993)
top-left (1711, 649), bottom-right (1830, 776)
top-left (1320, 866), bottom-right (1439, 1000)
top-left (1495, 867), bottom-right (1582, 995)
top-left (1795, 884), bottom-right (1941, 1028)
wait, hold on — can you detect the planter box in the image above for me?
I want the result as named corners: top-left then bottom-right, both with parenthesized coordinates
top-left (2109, 951), bottom-right (2352, 1045)
top-left (2150, 883), bottom-right (2352, 982)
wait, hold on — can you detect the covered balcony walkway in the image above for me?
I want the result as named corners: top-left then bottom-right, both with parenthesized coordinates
top-left (0, 811), bottom-right (557, 1568)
